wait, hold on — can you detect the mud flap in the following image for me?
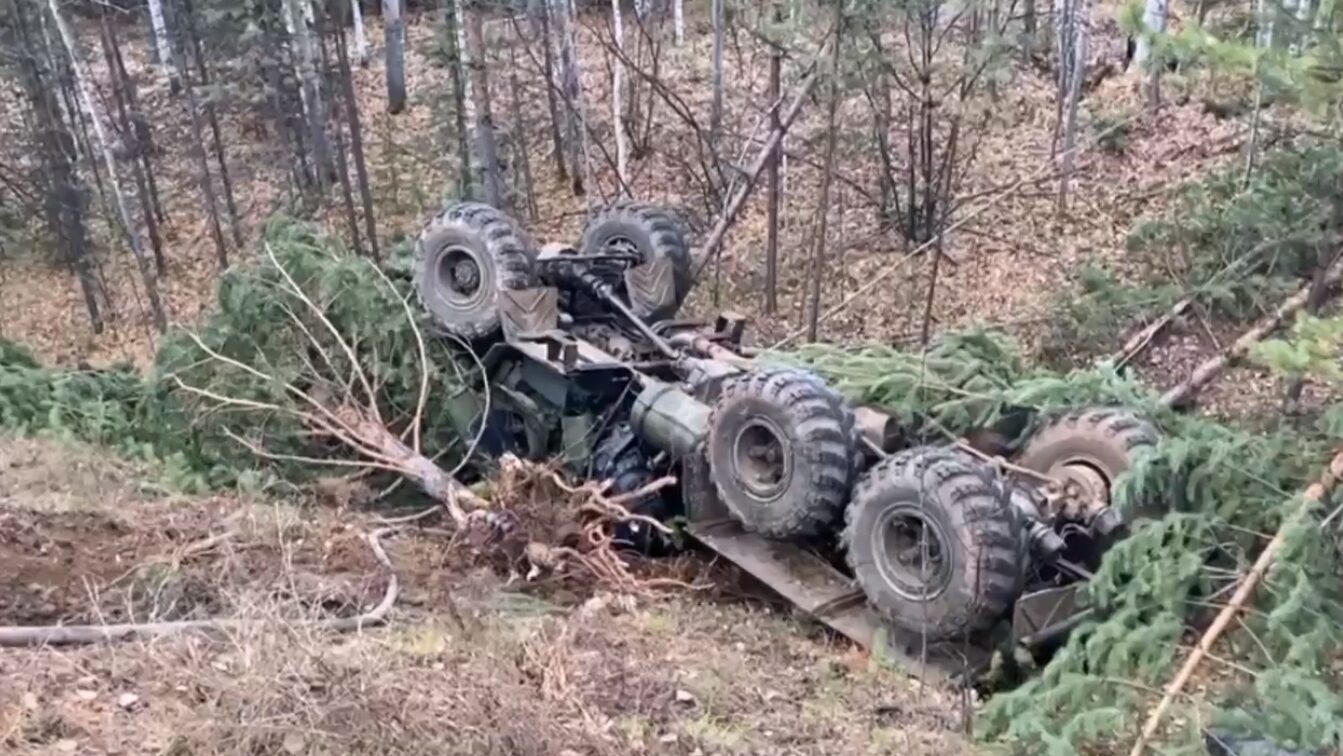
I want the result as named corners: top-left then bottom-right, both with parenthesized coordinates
top-left (500, 287), bottom-right (559, 339)
top-left (624, 258), bottom-right (676, 319)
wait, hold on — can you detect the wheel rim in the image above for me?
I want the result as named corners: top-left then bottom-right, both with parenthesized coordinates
top-left (871, 504), bottom-right (954, 601)
top-left (434, 244), bottom-right (489, 310)
top-left (602, 234), bottom-right (642, 260)
top-left (1050, 459), bottom-right (1113, 510)
top-left (730, 417), bottom-right (792, 501)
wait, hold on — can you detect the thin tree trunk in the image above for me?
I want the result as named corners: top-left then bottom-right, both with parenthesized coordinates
top-left (383, 0), bottom-right (406, 113)
top-left (287, 0), bottom-right (334, 189)
top-left (806, 4), bottom-right (843, 343)
top-left (99, 13), bottom-right (165, 276)
top-left (674, 0), bottom-right (684, 45)
top-left (611, 0), bottom-right (629, 191)
top-left (146, 0), bottom-right (181, 90)
top-left (351, 0), bottom-right (369, 66)
top-left (14, 0), bottom-right (103, 333)
top-left (181, 65), bottom-right (229, 268)
top-left (1056, 0), bottom-right (1087, 215)
top-left (710, 0), bottom-right (724, 149)
top-left (464, 2), bottom-right (504, 207)
top-left (551, 0), bottom-right (586, 195)
top-left (508, 44), bottom-right (539, 220)
top-left (531, 0), bottom-right (568, 183)
top-left (1133, 0), bottom-right (1165, 68)
top-left (105, 13), bottom-right (166, 227)
top-left (181, 0), bottom-right (244, 248)
top-left (47, 0), bottom-right (167, 332)
top-left (765, 30), bottom-right (781, 315)
top-left (445, 0), bottom-right (473, 197)
top-left (320, 0), bottom-right (363, 255)
top-left (334, 3), bottom-right (381, 260)
top-left (1286, 246), bottom-right (1343, 405)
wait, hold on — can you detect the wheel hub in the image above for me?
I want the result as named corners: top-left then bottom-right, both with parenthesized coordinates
top-left (435, 245), bottom-right (486, 308)
top-left (1047, 461), bottom-right (1111, 521)
top-left (731, 418), bottom-right (792, 500)
top-left (872, 506), bottom-right (953, 601)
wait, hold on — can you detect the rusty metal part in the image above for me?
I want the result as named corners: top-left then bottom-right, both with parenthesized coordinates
top-left (854, 406), bottom-right (902, 454)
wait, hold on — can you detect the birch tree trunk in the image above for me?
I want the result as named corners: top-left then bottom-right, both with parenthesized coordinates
top-left (146, 0), bottom-right (181, 89)
top-left (530, 0), bottom-right (568, 182)
top-left (674, 0), bottom-right (684, 45)
top-left (351, 0), bottom-right (369, 66)
top-left (383, 0), bottom-right (406, 113)
top-left (47, 0), bottom-right (168, 332)
top-left (1057, 0), bottom-right (1088, 214)
top-left (445, 0), bottom-right (473, 198)
top-left (1132, 0), bottom-right (1165, 68)
top-left (710, 0), bottom-right (724, 149)
top-left (611, 0), bottom-right (629, 191)
top-left (552, 0), bottom-right (588, 195)
top-left (286, 0), bottom-right (334, 189)
top-left (464, 2), bottom-right (504, 207)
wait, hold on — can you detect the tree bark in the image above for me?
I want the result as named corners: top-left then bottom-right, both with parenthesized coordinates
top-left (674, 0), bottom-right (684, 45)
top-left (383, 0), bottom-right (406, 114)
top-left (551, 0), bottom-right (587, 196)
top-left (320, 0), bottom-right (364, 255)
top-left (464, 2), bottom-right (504, 207)
top-left (181, 0), bottom-right (244, 249)
top-left (508, 44), bottom-right (539, 220)
top-left (765, 26), bottom-right (782, 315)
top-left (1056, 0), bottom-right (1088, 215)
top-left (47, 0), bottom-right (168, 332)
top-left (99, 12), bottom-right (165, 276)
top-left (350, 0), bottom-right (369, 66)
top-left (611, 0), bottom-right (629, 191)
top-left (181, 64), bottom-right (230, 269)
top-left (1133, 0), bottom-right (1165, 67)
top-left (444, 0), bottom-right (473, 198)
top-left (334, 2), bottom-right (381, 260)
top-left (530, 0), bottom-right (568, 183)
top-left (286, 0), bottom-right (334, 190)
top-left (105, 19), bottom-right (166, 226)
top-left (710, 0), bottom-right (724, 149)
top-left (807, 3), bottom-right (843, 343)
top-left (146, 0), bottom-right (181, 90)
top-left (13, 0), bottom-right (104, 333)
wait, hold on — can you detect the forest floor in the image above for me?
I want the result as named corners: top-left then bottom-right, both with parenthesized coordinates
top-left (0, 435), bottom-right (970, 755)
top-left (0, 0), bottom-right (1312, 423)
top-left (0, 3), bottom-right (1334, 754)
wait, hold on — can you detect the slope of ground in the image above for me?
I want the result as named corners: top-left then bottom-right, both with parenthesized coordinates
top-left (0, 1), bottom-right (1266, 383)
top-left (0, 434), bottom-right (970, 755)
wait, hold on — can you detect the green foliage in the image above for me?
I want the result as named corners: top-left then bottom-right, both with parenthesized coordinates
top-left (1043, 143), bottom-right (1343, 364)
top-left (1092, 110), bottom-right (1133, 155)
top-left (0, 217), bottom-right (468, 493)
top-left (772, 329), bottom-right (1343, 753)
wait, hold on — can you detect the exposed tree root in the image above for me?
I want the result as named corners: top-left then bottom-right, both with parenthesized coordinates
top-left (0, 527), bottom-right (400, 648)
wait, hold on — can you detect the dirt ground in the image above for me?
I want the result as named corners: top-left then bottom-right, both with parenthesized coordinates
top-left (0, 435), bottom-right (971, 755)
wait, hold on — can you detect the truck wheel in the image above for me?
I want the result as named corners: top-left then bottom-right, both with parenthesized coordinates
top-left (707, 368), bottom-right (858, 538)
top-left (579, 202), bottom-right (692, 321)
top-left (1015, 407), bottom-right (1160, 520)
top-left (593, 424), bottom-right (679, 555)
top-left (414, 202), bottom-right (536, 341)
top-left (844, 447), bottom-right (1025, 640)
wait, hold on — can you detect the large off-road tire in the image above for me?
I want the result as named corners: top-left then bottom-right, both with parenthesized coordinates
top-left (593, 424), bottom-right (679, 555)
top-left (1015, 407), bottom-right (1160, 520)
top-left (706, 368), bottom-right (859, 538)
top-left (844, 447), bottom-right (1026, 640)
top-left (579, 201), bottom-right (692, 321)
top-left (414, 202), bottom-right (536, 341)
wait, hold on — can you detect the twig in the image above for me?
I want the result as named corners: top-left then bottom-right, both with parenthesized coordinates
top-left (1128, 448), bottom-right (1343, 755)
top-left (0, 527), bottom-right (401, 647)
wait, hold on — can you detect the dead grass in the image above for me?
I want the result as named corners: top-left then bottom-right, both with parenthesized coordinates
top-left (0, 435), bottom-right (969, 755)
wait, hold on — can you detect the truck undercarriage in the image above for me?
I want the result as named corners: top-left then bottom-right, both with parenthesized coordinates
top-left (415, 200), bottom-right (1161, 683)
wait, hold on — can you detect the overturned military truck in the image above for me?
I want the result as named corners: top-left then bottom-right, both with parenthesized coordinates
top-left (412, 200), bottom-right (1161, 682)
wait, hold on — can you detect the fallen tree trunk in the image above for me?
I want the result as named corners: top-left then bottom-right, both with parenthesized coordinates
top-left (1128, 448), bottom-right (1343, 755)
top-left (1160, 261), bottom-right (1343, 408)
